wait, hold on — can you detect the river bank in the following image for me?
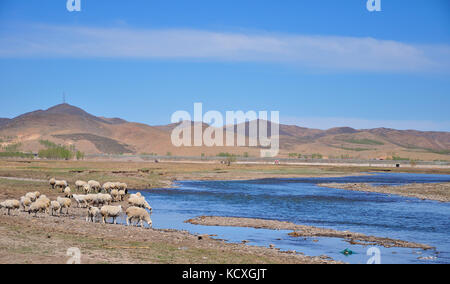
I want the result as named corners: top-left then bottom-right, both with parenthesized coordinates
top-left (185, 216), bottom-right (433, 250)
top-left (318, 182), bottom-right (450, 202)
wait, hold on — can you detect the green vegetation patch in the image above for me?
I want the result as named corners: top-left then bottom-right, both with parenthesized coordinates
top-left (38, 140), bottom-right (85, 160)
top-left (343, 138), bottom-right (384, 145)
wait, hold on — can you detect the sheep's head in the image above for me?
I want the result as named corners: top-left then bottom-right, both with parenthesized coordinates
top-left (144, 202), bottom-right (152, 212)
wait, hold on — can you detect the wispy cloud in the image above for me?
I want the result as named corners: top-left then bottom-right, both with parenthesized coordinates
top-left (281, 116), bottom-right (450, 132)
top-left (1, 24), bottom-right (449, 72)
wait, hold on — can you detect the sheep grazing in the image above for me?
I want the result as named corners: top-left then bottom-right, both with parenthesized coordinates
top-left (64, 187), bottom-right (72, 198)
top-left (129, 192), bottom-right (142, 199)
top-left (128, 196), bottom-right (152, 212)
top-left (50, 201), bottom-right (61, 216)
top-left (82, 184), bottom-right (92, 194)
top-left (86, 206), bottom-right (100, 223)
top-left (118, 190), bottom-right (127, 201)
top-left (84, 194), bottom-right (97, 205)
top-left (37, 195), bottom-right (51, 208)
top-left (110, 189), bottom-right (120, 202)
top-left (49, 178), bottom-right (56, 189)
top-left (34, 191), bottom-right (41, 199)
top-left (75, 180), bottom-right (87, 192)
top-left (100, 205), bottom-right (122, 224)
top-left (56, 197), bottom-right (71, 215)
top-left (126, 206), bottom-right (152, 228)
top-left (72, 194), bottom-right (88, 208)
top-left (118, 183), bottom-right (128, 192)
top-left (88, 180), bottom-right (101, 193)
top-left (55, 180), bottom-right (68, 192)
top-left (20, 196), bottom-right (32, 212)
top-left (94, 194), bottom-right (112, 207)
top-left (0, 200), bottom-right (20, 215)
top-left (25, 192), bottom-right (38, 202)
top-left (28, 199), bottom-right (50, 217)
top-left (102, 182), bottom-right (113, 193)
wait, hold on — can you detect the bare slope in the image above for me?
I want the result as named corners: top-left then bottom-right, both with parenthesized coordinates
top-left (0, 104), bottom-right (449, 160)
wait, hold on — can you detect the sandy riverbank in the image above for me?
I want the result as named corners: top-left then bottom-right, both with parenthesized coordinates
top-left (185, 216), bottom-right (434, 250)
top-left (318, 182), bottom-right (450, 202)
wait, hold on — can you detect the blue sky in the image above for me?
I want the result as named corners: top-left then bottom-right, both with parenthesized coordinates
top-left (0, 0), bottom-right (449, 131)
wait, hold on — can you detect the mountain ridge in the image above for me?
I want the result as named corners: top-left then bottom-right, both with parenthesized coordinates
top-left (0, 104), bottom-right (449, 160)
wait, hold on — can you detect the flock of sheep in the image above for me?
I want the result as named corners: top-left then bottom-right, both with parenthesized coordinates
top-left (0, 178), bottom-right (153, 228)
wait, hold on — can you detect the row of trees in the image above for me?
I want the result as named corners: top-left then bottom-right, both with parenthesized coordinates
top-left (38, 140), bottom-right (85, 160)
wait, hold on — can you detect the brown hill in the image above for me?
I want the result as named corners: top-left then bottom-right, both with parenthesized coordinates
top-left (0, 119), bottom-right (10, 128)
top-left (0, 104), bottom-right (449, 161)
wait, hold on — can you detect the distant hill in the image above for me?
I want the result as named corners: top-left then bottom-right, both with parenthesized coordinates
top-left (0, 118), bottom-right (10, 128)
top-left (0, 104), bottom-right (449, 160)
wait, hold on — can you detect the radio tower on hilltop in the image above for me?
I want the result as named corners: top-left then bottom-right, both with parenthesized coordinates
top-left (63, 92), bottom-right (66, 104)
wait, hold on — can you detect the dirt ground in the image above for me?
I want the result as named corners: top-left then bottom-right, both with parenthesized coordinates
top-left (318, 182), bottom-right (450, 202)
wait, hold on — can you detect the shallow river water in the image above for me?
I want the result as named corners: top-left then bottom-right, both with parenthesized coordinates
top-left (133, 173), bottom-right (450, 264)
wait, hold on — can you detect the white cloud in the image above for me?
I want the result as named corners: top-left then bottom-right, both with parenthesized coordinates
top-left (1, 24), bottom-right (449, 72)
top-left (281, 116), bottom-right (450, 132)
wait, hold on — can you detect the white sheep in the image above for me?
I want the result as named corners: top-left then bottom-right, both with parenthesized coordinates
top-left (126, 206), bottom-right (152, 228)
top-left (128, 196), bottom-right (152, 212)
top-left (50, 201), bottom-right (61, 216)
top-left (28, 199), bottom-right (50, 216)
top-left (84, 194), bottom-right (97, 205)
top-left (72, 194), bottom-right (88, 208)
top-left (0, 200), bottom-right (20, 215)
top-left (102, 182), bottom-right (113, 193)
top-left (88, 180), bottom-right (101, 192)
top-left (118, 190), bottom-right (127, 201)
top-left (86, 206), bottom-right (100, 223)
top-left (95, 194), bottom-right (112, 206)
top-left (110, 189), bottom-right (120, 202)
top-left (118, 183), bottom-right (128, 192)
top-left (64, 187), bottom-right (72, 198)
top-left (100, 205), bottom-right (122, 224)
top-left (37, 195), bottom-right (51, 208)
top-left (55, 180), bottom-right (68, 192)
top-left (25, 192), bottom-right (38, 202)
top-left (129, 192), bottom-right (142, 199)
top-left (82, 183), bottom-right (92, 194)
top-left (91, 194), bottom-right (105, 207)
top-left (56, 197), bottom-right (71, 215)
top-left (75, 180), bottom-right (87, 192)
top-left (20, 196), bottom-right (32, 212)
top-left (49, 178), bottom-right (56, 189)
